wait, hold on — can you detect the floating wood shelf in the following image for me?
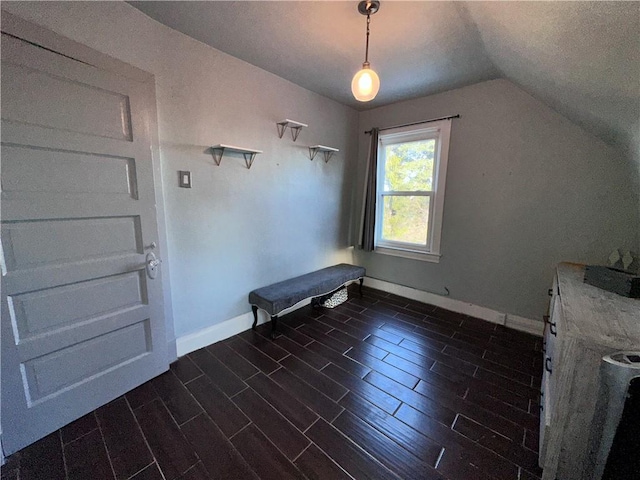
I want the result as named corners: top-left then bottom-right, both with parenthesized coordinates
top-left (276, 119), bottom-right (308, 142)
top-left (211, 144), bottom-right (262, 169)
top-left (308, 145), bottom-right (339, 163)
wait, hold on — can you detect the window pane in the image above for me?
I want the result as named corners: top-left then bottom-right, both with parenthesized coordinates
top-left (381, 195), bottom-right (430, 245)
top-left (383, 139), bottom-right (435, 192)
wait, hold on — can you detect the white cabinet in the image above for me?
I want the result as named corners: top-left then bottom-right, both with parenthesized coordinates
top-left (539, 263), bottom-right (640, 480)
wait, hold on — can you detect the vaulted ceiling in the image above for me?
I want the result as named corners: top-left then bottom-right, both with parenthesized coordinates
top-left (130, 1), bottom-right (639, 154)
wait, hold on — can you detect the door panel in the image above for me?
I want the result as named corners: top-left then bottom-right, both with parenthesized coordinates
top-left (12, 271), bottom-right (145, 340)
top-left (23, 319), bottom-right (151, 404)
top-left (1, 30), bottom-right (168, 454)
top-left (2, 216), bottom-right (141, 270)
top-left (2, 145), bottom-right (138, 198)
top-left (1, 62), bottom-right (133, 141)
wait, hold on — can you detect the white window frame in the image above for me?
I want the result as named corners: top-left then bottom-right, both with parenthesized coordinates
top-left (374, 119), bottom-right (451, 263)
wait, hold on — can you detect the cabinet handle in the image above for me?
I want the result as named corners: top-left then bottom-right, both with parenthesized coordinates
top-left (545, 316), bottom-right (557, 336)
top-left (545, 357), bottom-right (553, 374)
top-left (548, 288), bottom-right (553, 297)
top-left (541, 339), bottom-right (547, 353)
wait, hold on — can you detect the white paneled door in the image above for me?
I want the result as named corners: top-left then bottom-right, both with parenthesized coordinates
top-left (1, 23), bottom-right (168, 455)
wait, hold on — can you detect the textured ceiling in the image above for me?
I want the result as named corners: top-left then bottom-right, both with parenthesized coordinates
top-left (128, 1), bottom-right (500, 109)
top-left (129, 1), bottom-right (639, 152)
top-left (465, 2), bottom-right (639, 152)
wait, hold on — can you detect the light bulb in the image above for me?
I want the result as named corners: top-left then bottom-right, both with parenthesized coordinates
top-left (351, 66), bottom-right (380, 102)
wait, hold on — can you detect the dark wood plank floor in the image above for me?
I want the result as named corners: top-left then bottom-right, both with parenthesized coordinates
top-left (1, 285), bottom-right (544, 480)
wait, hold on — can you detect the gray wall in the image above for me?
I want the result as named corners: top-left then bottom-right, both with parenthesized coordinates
top-left (353, 79), bottom-right (640, 321)
top-left (4, 2), bottom-right (358, 341)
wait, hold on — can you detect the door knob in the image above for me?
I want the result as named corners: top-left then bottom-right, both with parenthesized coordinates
top-left (146, 252), bottom-right (162, 279)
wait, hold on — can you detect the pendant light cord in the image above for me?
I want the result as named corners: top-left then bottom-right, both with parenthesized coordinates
top-left (364, 14), bottom-right (371, 65)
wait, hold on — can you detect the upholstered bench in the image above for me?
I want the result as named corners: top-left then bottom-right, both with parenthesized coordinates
top-left (248, 263), bottom-right (366, 339)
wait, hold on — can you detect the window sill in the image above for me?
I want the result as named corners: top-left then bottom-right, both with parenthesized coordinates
top-left (374, 246), bottom-right (441, 263)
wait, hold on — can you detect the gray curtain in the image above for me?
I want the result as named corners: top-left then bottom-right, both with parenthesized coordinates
top-left (359, 128), bottom-right (379, 251)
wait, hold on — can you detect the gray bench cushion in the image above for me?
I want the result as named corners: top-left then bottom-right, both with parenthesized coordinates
top-left (249, 263), bottom-right (365, 316)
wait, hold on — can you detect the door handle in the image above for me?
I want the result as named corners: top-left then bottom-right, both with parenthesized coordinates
top-left (146, 252), bottom-right (162, 279)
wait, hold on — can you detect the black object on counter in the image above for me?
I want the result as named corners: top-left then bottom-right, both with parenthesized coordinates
top-left (584, 266), bottom-right (640, 298)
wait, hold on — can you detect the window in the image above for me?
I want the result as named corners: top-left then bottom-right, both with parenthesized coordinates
top-left (375, 120), bottom-right (451, 262)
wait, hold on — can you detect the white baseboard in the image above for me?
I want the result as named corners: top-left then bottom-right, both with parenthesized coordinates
top-left (505, 313), bottom-right (544, 336)
top-left (175, 298), bottom-right (313, 357)
top-left (176, 311), bottom-right (257, 357)
top-left (363, 277), bottom-right (543, 336)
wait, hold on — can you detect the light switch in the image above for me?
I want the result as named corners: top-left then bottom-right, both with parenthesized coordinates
top-left (178, 170), bottom-right (191, 188)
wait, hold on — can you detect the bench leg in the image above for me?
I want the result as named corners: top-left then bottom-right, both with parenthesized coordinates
top-left (270, 315), bottom-right (279, 340)
top-left (251, 305), bottom-right (258, 330)
top-left (359, 278), bottom-right (364, 297)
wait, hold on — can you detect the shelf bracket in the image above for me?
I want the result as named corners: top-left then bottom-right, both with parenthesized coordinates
top-left (290, 126), bottom-right (303, 142)
top-left (322, 151), bottom-right (335, 163)
top-left (243, 152), bottom-right (257, 169)
top-left (211, 146), bottom-right (225, 166)
top-left (276, 122), bottom-right (288, 139)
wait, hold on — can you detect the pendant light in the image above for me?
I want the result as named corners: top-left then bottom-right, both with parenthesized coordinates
top-left (352, 0), bottom-right (381, 102)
